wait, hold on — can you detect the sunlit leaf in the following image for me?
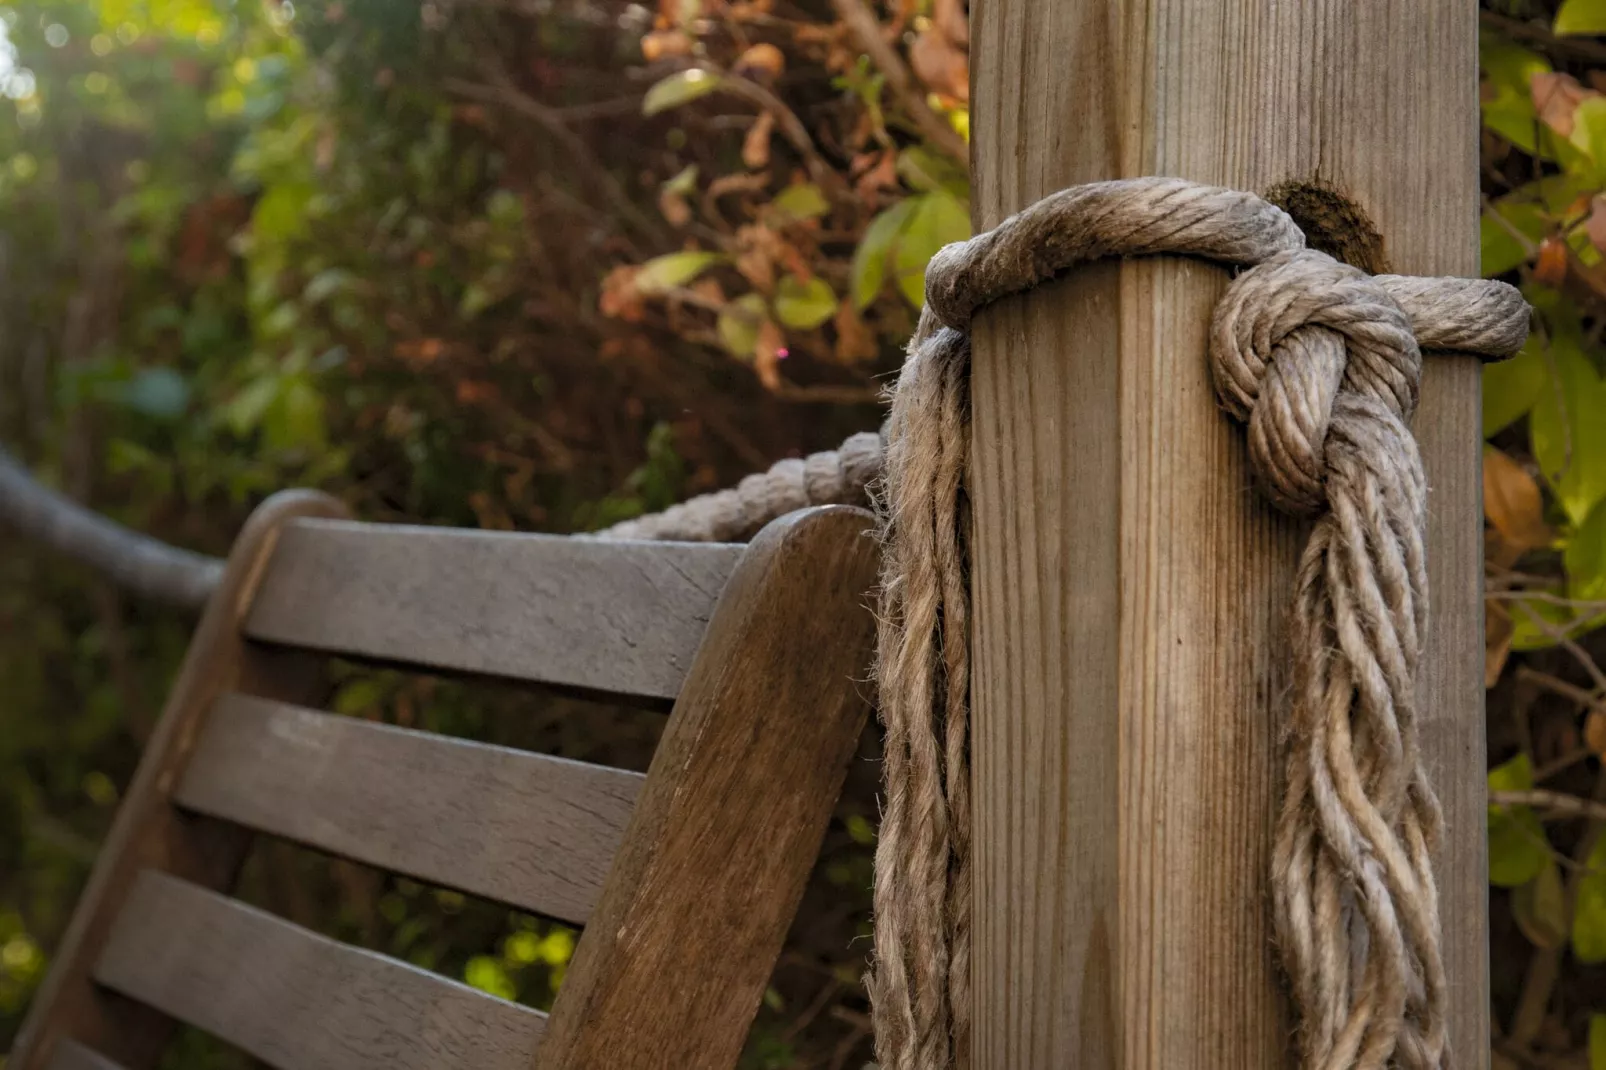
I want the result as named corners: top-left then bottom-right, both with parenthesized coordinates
top-left (851, 197), bottom-right (918, 309)
top-left (1529, 323), bottom-right (1606, 525)
top-left (1556, 0), bottom-right (1606, 35)
top-left (642, 69), bottom-right (720, 116)
top-left (1572, 834), bottom-right (1606, 963)
top-left (895, 191), bottom-right (970, 307)
top-left (464, 956), bottom-right (517, 1001)
top-left (770, 183), bottom-right (829, 224)
top-left (773, 275), bottom-right (835, 329)
top-left (717, 293), bottom-right (768, 359)
top-left (635, 251), bottom-right (725, 293)
top-left (224, 375), bottom-right (279, 436)
top-left (1483, 339), bottom-right (1548, 436)
top-left (1567, 496), bottom-right (1606, 604)
top-left (661, 164), bottom-right (699, 197)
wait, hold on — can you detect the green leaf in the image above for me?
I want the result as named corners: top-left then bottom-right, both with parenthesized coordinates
top-left (896, 145), bottom-right (969, 198)
top-left (1590, 1013), bottom-right (1606, 1070)
top-left (1572, 834), bottom-right (1606, 963)
top-left (464, 956), bottom-right (517, 1001)
top-left (1573, 97), bottom-right (1606, 166)
top-left (263, 376), bottom-right (326, 452)
top-left (1512, 861), bottom-right (1569, 948)
top-left (642, 69), bottom-right (721, 116)
top-left (661, 164), bottom-right (698, 197)
top-left (1483, 339), bottom-right (1548, 437)
top-left (119, 367), bottom-right (190, 419)
top-left (895, 191), bottom-right (970, 307)
top-left (1481, 202), bottom-right (1544, 278)
top-left (635, 251), bottom-right (724, 293)
top-left (773, 275), bottom-right (836, 329)
top-left (224, 375), bottom-right (279, 437)
top-left (1488, 754), bottom-right (1551, 888)
top-left (1557, 0), bottom-right (1606, 35)
top-left (770, 183), bottom-right (830, 224)
top-left (851, 198), bottom-right (918, 309)
top-left (251, 181), bottom-right (313, 243)
top-left (717, 293), bottom-right (768, 359)
top-left (1529, 326), bottom-right (1606, 525)
top-left (1568, 497), bottom-right (1606, 604)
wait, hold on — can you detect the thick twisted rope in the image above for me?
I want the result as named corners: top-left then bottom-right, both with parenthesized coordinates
top-left (600, 176), bottom-right (1530, 1069)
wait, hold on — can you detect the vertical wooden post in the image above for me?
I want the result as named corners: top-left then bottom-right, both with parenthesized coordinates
top-left (966, 2), bottom-right (1486, 1068)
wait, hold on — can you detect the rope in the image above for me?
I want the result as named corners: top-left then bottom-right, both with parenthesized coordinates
top-left (602, 176), bottom-right (1532, 1069)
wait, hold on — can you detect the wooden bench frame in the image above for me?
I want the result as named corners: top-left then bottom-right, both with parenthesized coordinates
top-left (13, 491), bottom-right (879, 1070)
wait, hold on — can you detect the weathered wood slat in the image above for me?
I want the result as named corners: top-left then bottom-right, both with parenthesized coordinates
top-left (95, 872), bottom-right (546, 1070)
top-left (243, 519), bottom-right (743, 699)
top-left (45, 1041), bottom-right (127, 1070)
top-left (10, 490), bottom-right (349, 1070)
top-left (534, 506), bottom-right (879, 1070)
top-left (175, 693), bottom-right (642, 925)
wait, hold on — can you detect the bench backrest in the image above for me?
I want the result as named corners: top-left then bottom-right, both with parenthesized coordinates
top-left (13, 490), bottom-right (879, 1070)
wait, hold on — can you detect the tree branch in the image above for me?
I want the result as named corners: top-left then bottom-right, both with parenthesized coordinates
top-left (829, 0), bottom-right (971, 171)
top-left (0, 446), bottom-right (222, 609)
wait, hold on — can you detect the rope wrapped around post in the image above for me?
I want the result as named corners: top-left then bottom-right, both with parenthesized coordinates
top-left (602, 176), bottom-right (1532, 1070)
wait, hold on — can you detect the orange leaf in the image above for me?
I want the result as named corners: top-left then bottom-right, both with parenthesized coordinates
top-left (1531, 71), bottom-right (1599, 137)
top-left (735, 43), bottom-right (786, 81)
top-left (1535, 235), bottom-right (1569, 288)
top-left (1585, 710), bottom-right (1606, 757)
top-left (743, 111), bottom-right (775, 170)
top-left (1483, 447), bottom-right (1552, 553)
top-left (1586, 196), bottom-right (1606, 254)
top-left (754, 319), bottom-right (785, 390)
top-left (909, 30), bottom-right (970, 102)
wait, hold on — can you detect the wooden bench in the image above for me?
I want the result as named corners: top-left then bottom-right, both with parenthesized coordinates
top-left (12, 490), bottom-right (880, 1070)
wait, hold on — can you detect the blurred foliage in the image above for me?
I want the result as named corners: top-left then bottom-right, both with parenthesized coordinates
top-left (1481, 4), bottom-right (1606, 1067)
top-left (2, 0), bottom-right (1606, 1066)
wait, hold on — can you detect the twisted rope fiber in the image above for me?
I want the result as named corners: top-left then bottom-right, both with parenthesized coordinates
top-left (601, 176), bottom-right (1530, 1069)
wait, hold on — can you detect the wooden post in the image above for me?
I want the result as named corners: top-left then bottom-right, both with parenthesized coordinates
top-left (966, 2), bottom-right (1486, 1068)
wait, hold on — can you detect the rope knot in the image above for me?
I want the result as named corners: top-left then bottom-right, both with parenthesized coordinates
top-left (1209, 248), bottom-right (1422, 515)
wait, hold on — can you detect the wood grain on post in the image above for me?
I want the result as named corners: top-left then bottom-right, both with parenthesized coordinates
top-left (966, 2), bottom-right (1485, 1067)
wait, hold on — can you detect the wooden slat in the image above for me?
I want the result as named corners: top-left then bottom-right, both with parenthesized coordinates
top-left (534, 506), bottom-right (879, 1070)
top-left (175, 693), bottom-right (642, 925)
top-left (11, 490), bottom-right (349, 1070)
top-left (95, 872), bottom-right (546, 1070)
top-left (244, 519), bottom-right (744, 699)
top-left (45, 1041), bottom-right (126, 1070)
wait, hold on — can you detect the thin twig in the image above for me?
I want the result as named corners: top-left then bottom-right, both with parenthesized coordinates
top-left (443, 77), bottom-right (669, 250)
top-left (1493, 788), bottom-right (1606, 822)
top-left (829, 0), bottom-right (971, 170)
top-left (1516, 665), bottom-right (1606, 713)
top-left (1510, 598), bottom-right (1606, 693)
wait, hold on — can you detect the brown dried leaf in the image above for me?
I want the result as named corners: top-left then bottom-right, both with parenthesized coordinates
top-left (932, 0), bottom-right (968, 46)
top-left (1531, 71), bottom-right (1599, 137)
top-left (641, 30), bottom-right (693, 61)
top-left (1484, 447), bottom-right (1553, 553)
top-left (834, 300), bottom-right (878, 364)
top-left (1486, 601), bottom-right (1514, 689)
top-left (1585, 710), bottom-right (1606, 757)
top-left (659, 190), bottom-right (691, 227)
top-left (743, 110), bottom-right (775, 170)
top-left (1586, 196), bottom-right (1606, 254)
top-left (754, 319), bottom-right (786, 390)
top-left (909, 29), bottom-right (969, 102)
top-left (1535, 235), bottom-right (1570, 288)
